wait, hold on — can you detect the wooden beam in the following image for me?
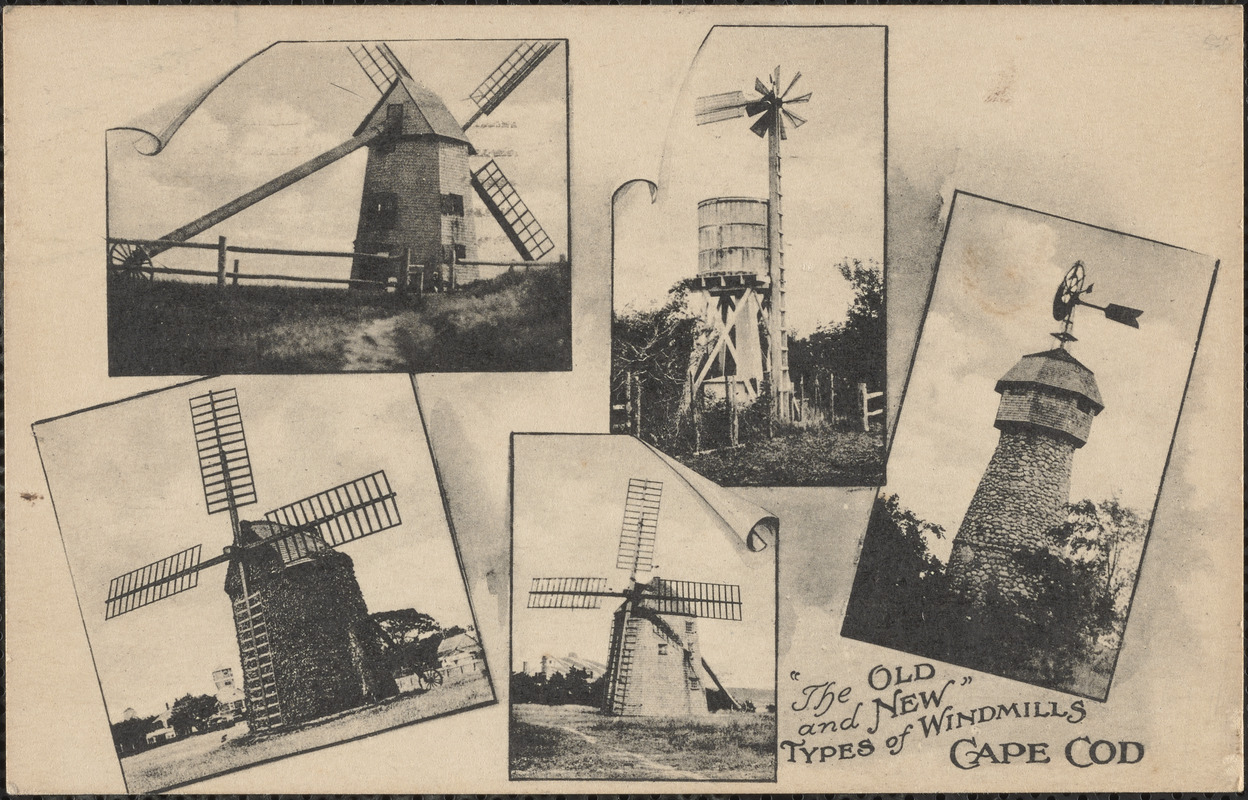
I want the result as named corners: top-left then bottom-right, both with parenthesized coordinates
top-left (109, 264), bottom-right (387, 287)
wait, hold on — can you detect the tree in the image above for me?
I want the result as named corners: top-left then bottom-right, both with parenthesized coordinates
top-left (167, 693), bottom-right (218, 738)
top-left (841, 493), bottom-right (948, 655)
top-left (788, 259), bottom-right (885, 422)
top-left (110, 715), bottom-right (159, 756)
top-left (372, 609), bottom-right (445, 676)
top-left (510, 668), bottom-right (604, 708)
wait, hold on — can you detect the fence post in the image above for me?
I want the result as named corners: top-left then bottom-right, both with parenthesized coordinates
top-left (216, 236), bottom-right (228, 287)
top-left (231, 258), bottom-right (240, 287)
top-left (860, 381), bottom-right (884, 432)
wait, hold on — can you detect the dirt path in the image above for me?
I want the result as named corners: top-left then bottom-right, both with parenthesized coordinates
top-left (552, 723), bottom-right (707, 780)
top-left (340, 315), bottom-right (407, 371)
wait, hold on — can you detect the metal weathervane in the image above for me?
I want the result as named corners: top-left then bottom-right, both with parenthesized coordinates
top-left (1050, 261), bottom-right (1144, 348)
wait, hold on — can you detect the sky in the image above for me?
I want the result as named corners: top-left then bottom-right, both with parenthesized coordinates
top-left (884, 193), bottom-right (1216, 563)
top-left (107, 40), bottom-right (568, 283)
top-left (612, 26), bottom-right (885, 337)
top-left (511, 435), bottom-right (775, 694)
top-left (34, 375), bottom-right (481, 724)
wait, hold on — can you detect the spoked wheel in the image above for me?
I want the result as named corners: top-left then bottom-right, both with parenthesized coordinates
top-left (1052, 261), bottom-right (1085, 321)
top-left (108, 242), bottom-right (153, 281)
top-left (420, 668), bottom-right (444, 689)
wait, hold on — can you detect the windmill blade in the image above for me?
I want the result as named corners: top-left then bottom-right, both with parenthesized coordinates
top-left (781, 108), bottom-right (807, 129)
top-left (348, 43), bottom-right (402, 95)
top-left (641, 578), bottom-right (742, 621)
top-left (617, 478), bottom-right (662, 573)
top-left (786, 92), bottom-right (813, 105)
top-left (376, 43), bottom-right (412, 80)
top-left (749, 109), bottom-right (773, 138)
top-left (190, 388), bottom-right (257, 515)
top-left (263, 470), bottom-right (400, 549)
top-left (754, 77), bottom-right (770, 97)
top-left (106, 544), bottom-right (227, 619)
top-left (464, 40), bottom-right (561, 129)
top-left (471, 160), bottom-right (555, 261)
top-left (780, 71), bottom-right (803, 100)
top-left (695, 91), bottom-right (748, 125)
top-left (528, 577), bottom-right (615, 609)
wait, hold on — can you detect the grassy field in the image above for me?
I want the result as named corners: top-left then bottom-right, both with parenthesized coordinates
top-left (121, 674), bottom-right (493, 793)
top-left (676, 422), bottom-right (886, 486)
top-left (510, 703), bottom-right (775, 782)
top-left (107, 265), bottom-right (571, 374)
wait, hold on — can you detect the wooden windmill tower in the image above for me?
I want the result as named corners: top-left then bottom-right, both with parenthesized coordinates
top-left (527, 479), bottom-right (744, 717)
top-left (109, 41), bottom-right (560, 286)
top-left (104, 387), bottom-right (408, 733)
top-left (693, 68), bottom-right (811, 422)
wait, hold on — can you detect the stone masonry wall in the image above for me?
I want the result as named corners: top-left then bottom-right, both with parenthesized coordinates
top-left (945, 426), bottom-right (1076, 606)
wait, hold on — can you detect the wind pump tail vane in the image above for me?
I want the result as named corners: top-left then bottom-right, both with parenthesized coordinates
top-left (694, 68), bottom-right (811, 422)
top-left (526, 478), bottom-right (744, 716)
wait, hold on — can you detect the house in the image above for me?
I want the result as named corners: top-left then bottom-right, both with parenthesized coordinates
top-left (437, 630), bottom-right (486, 681)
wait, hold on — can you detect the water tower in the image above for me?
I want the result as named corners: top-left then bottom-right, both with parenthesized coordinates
top-left (687, 198), bottom-right (770, 405)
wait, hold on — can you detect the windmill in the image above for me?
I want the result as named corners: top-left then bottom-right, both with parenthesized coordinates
top-left (109, 41), bottom-right (561, 288)
top-left (693, 67), bottom-right (811, 422)
top-left (104, 387), bottom-right (408, 733)
top-left (527, 478), bottom-right (744, 716)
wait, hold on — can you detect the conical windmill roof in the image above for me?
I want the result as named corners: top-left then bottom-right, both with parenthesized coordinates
top-left (354, 75), bottom-right (473, 148)
top-left (995, 347), bottom-right (1104, 413)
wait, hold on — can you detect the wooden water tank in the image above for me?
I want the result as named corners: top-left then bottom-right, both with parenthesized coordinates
top-left (697, 197), bottom-right (768, 276)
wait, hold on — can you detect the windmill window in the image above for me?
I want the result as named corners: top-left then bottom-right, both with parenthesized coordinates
top-left (453, 244), bottom-right (467, 261)
top-left (386, 103), bottom-right (404, 129)
top-left (685, 621), bottom-right (696, 634)
top-left (441, 193), bottom-right (465, 217)
top-left (364, 193), bottom-right (398, 229)
top-left (657, 643), bottom-right (668, 656)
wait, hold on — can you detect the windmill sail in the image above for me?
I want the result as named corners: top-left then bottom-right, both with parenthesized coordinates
top-left (105, 544), bottom-right (213, 619)
top-left (348, 42), bottom-right (410, 96)
top-left (262, 470), bottom-right (400, 548)
top-left (190, 388), bottom-right (257, 515)
top-left (617, 478), bottom-right (662, 573)
top-left (471, 160), bottom-right (555, 261)
top-left (527, 577), bottom-right (611, 609)
top-left (465, 40), bottom-right (561, 129)
top-left (695, 91), bottom-right (748, 125)
top-left (641, 578), bottom-right (743, 621)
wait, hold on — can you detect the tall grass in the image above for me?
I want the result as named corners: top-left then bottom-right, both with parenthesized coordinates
top-left (107, 265), bottom-right (571, 374)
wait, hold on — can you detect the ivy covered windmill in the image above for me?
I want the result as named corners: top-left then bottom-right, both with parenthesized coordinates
top-left (527, 479), bottom-right (745, 716)
top-left (104, 387), bottom-right (408, 733)
top-left (693, 67), bottom-right (812, 423)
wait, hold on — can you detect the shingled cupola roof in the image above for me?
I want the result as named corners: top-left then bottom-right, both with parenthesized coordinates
top-left (995, 347), bottom-right (1104, 413)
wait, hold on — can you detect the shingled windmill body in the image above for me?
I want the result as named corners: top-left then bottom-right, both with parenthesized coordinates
top-left (690, 68), bottom-right (811, 422)
top-left (105, 388), bottom-right (409, 733)
top-left (528, 479), bottom-right (744, 716)
top-left (945, 262), bottom-right (1143, 610)
top-left (109, 42), bottom-right (559, 285)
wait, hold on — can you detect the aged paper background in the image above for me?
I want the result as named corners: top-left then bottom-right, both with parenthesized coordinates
top-left (4, 6), bottom-right (1242, 793)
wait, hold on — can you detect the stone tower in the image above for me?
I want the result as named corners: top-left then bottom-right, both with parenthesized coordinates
top-left (944, 347), bottom-right (1103, 607)
top-left (350, 76), bottom-right (479, 285)
top-left (602, 608), bottom-right (710, 717)
top-left (225, 521), bottom-right (397, 731)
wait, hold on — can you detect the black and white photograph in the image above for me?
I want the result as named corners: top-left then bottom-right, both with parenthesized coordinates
top-left (509, 434), bottom-right (777, 782)
top-left (106, 39), bottom-right (570, 375)
top-left (611, 26), bottom-right (886, 487)
top-left (32, 376), bottom-right (493, 792)
top-left (841, 192), bottom-right (1218, 700)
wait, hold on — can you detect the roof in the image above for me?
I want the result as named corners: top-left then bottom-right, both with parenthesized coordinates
top-left (438, 632), bottom-right (481, 656)
top-left (542, 653), bottom-right (608, 676)
top-left (995, 348), bottom-right (1103, 411)
top-left (354, 76), bottom-right (472, 148)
